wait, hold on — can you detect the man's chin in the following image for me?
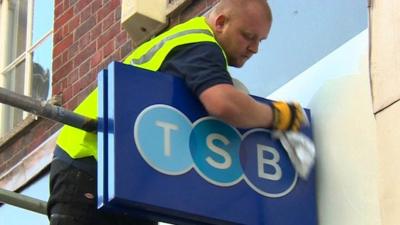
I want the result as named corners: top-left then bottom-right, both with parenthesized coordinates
top-left (229, 60), bottom-right (246, 68)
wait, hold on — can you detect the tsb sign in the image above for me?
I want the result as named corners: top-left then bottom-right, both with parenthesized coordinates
top-left (134, 104), bottom-right (298, 198)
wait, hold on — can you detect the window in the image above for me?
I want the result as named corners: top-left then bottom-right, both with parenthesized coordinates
top-left (0, 0), bottom-right (54, 137)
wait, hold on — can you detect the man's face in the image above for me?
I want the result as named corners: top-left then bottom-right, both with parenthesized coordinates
top-left (217, 8), bottom-right (271, 67)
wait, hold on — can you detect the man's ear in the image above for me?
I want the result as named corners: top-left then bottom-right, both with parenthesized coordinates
top-left (214, 15), bottom-right (227, 33)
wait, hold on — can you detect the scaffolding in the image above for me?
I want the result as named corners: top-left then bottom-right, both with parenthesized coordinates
top-left (0, 86), bottom-right (98, 214)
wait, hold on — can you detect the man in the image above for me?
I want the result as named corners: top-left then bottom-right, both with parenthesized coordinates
top-left (47, 0), bottom-right (307, 224)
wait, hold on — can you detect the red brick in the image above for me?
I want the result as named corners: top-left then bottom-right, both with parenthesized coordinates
top-left (76, 0), bottom-right (92, 14)
top-left (102, 40), bottom-right (114, 58)
top-left (91, 0), bottom-right (103, 14)
top-left (29, 122), bottom-right (51, 149)
top-left (79, 4), bottom-right (92, 22)
top-left (101, 54), bottom-right (116, 71)
top-left (71, 84), bottom-right (80, 100)
top-left (54, 7), bottom-right (74, 31)
top-left (79, 32), bottom-right (91, 49)
top-left (115, 31), bottom-right (127, 49)
top-left (53, 60), bottom-right (73, 83)
top-left (91, 51), bottom-right (103, 68)
top-left (73, 90), bottom-right (87, 106)
top-left (97, 57), bottom-right (109, 72)
top-left (53, 34), bottom-right (73, 59)
top-left (61, 78), bottom-right (68, 90)
top-left (55, 0), bottom-right (64, 8)
top-left (68, 68), bottom-right (79, 85)
top-left (74, 92), bottom-right (85, 107)
top-left (55, 2), bottom-right (64, 20)
top-left (72, 75), bottom-right (89, 97)
top-left (52, 82), bottom-right (62, 95)
top-left (82, 80), bottom-right (95, 96)
top-left (73, 41), bottom-right (96, 67)
top-left (180, 0), bottom-right (207, 22)
top-left (63, 0), bottom-right (70, 10)
top-left (62, 51), bottom-right (70, 66)
top-left (75, 16), bottom-right (96, 41)
top-left (96, 0), bottom-right (119, 22)
top-left (53, 55), bottom-right (63, 72)
top-left (90, 23), bottom-right (102, 41)
top-left (68, 42), bottom-right (79, 59)
top-left (63, 86), bottom-right (73, 102)
top-left (54, 77), bottom-right (67, 95)
top-left (65, 95), bottom-right (78, 110)
top-left (102, 11), bottom-right (114, 31)
top-left (110, 0), bottom-right (120, 8)
top-left (54, 28), bottom-right (64, 45)
top-left (79, 60), bottom-right (91, 78)
top-left (68, 16), bottom-right (80, 34)
top-left (81, 74), bottom-right (91, 89)
top-left (62, 24), bottom-right (69, 37)
top-left (89, 71), bottom-right (100, 84)
top-left (97, 22), bottom-right (120, 48)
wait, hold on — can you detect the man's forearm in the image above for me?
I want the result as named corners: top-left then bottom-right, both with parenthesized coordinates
top-left (199, 84), bottom-right (274, 129)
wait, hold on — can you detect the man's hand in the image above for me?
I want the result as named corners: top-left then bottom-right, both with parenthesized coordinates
top-left (270, 101), bottom-right (308, 132)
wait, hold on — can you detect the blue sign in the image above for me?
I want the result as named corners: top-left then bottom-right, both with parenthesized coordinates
top-left (97, 62), bottom-right (318, 225)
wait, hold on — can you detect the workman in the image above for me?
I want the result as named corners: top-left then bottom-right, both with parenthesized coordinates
top-left (47, 0), bottom-right (307, 224)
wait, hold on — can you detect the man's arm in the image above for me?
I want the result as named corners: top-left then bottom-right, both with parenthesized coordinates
top-left (199, 83), bottom-right (274, 129)
top-left (159, 43), bottom-right (306, 131)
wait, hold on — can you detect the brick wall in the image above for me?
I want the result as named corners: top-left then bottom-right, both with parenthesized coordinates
top-left (0, 118), bottom-right (58, 176)
top-left (52, 0), bottom-right (128, 110)
top-left (0, 0), bottom-right (218, 184)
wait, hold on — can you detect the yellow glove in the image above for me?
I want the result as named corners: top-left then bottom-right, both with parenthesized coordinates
top-left (270, 101), bottom-right (308, 132)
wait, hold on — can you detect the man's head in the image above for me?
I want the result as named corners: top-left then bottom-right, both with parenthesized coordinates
top-left (206, 0), bottom-right (272, 67)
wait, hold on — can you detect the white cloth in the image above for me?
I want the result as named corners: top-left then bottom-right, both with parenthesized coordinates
top-left (274, 131), bottom-right (316, 179)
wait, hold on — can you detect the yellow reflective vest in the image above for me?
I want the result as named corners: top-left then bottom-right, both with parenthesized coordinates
top-left (56, 16), bottom-right (227, 160)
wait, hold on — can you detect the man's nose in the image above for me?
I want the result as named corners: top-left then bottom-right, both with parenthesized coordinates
top-left (248, 41), bottom-right (259, 54)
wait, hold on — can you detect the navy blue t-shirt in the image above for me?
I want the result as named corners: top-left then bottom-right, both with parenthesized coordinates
top-left (158, 42), bottom-right (233, 97)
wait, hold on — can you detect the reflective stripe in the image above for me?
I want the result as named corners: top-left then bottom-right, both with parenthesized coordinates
top-left (57, 17), bottom-right (225, 160)
top-left (131, 29), bottom-right (214, 66)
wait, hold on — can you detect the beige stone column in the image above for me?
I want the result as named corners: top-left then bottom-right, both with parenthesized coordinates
top-left (370, 1), bottom-right (400, 224)
top-left (308, 70), bottom-right (381, 225)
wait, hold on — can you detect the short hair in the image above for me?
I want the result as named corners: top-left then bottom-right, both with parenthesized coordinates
top-left (212, 0), bottom-right (272, 22)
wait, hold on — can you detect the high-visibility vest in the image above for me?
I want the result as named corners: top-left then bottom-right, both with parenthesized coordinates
top-left (56, 16), bottom-right (227, 160)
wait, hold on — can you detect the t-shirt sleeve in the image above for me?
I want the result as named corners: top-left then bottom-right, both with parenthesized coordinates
top-left (158, 42), bottom-right (233, 96)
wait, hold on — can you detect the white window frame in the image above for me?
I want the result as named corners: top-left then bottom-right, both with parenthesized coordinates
top-left (0, 0), bottom-right (53, 137)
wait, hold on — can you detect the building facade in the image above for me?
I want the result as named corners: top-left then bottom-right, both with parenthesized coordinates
top-left (1, 0), bottom-right (398, 225)
top-left (0, 1), bottom-right (219, 224)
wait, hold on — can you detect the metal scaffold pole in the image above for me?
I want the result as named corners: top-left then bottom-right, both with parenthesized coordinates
top-left (0, 86), bottom-right (98, 214)
top-left (0, 86), bottom-right (97, 132)
top-left (0, 188), bottom-right (47, 215)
